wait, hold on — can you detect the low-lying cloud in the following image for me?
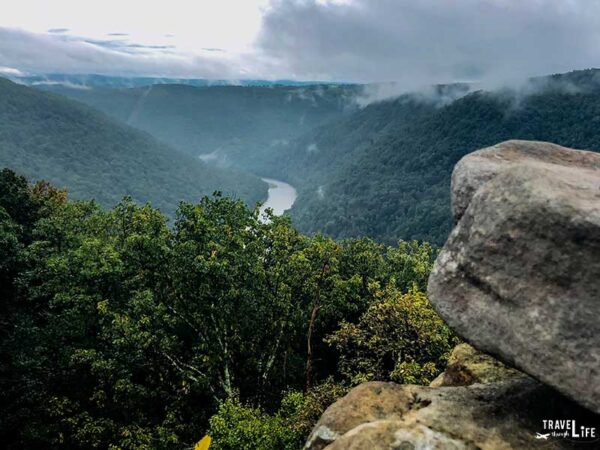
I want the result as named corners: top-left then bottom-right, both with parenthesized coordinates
top-left (258, 0), bottom-right (600, 91)
top-left (0, 66), bottom-right (24, 76)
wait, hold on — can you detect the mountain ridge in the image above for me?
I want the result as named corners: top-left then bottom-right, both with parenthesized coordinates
top-left (0, 77), bottom-right (267, 215)
top-left (282, 69), bottom-right (600, 244)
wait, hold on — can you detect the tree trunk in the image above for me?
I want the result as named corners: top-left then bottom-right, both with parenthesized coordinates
top-left (305, 262), bottom-right (328, 391)
top-left (305, 303), bottom-right (320, 391)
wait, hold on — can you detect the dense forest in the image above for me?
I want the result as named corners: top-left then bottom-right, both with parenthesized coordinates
top-left (277, 70), bottom-right (600, 245)
top-left (0, 169), bottom-right (456, 449)
top-left (41, 83), bottom-right (358, 175)
top-left (42, 70), bottom-right (600, 246)
top-left (0, 77), bottom-right (267, 216)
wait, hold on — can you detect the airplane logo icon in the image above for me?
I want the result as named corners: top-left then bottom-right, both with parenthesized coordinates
top-left (535, 433), bottom-right (550, 440)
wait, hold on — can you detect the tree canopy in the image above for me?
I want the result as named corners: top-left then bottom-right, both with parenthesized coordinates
top-left (0, 168), bottom-right (453, 449)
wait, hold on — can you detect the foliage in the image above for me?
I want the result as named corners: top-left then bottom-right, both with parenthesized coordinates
top-left (279, 379), bottom-right (349, 440)
top-left (386, 240), bottom-right (436, 293)
top-left (327, 287), bottom-right (457, 385)
top-left (208, 380), bottom-right (347, 450)
top-left (0, 169), bottom-right (447, 449)
top-left (208, 400), bottom-right (300, 450)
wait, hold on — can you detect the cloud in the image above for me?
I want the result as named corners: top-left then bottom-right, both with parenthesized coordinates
top-left (355, 82), bottom-right (474, 107)
top-left (30, 80), bottom-right (91, 90)
top-left (4, 1), bottom-right (600, 86)
top-left (306, 143), bottom-right (319, 153)
top-left (0, 27), bottom-right (253, 78)
top-left (257, 0), bottom-right (600, 90)
top-left (0, 66), bottom-right (24, 76)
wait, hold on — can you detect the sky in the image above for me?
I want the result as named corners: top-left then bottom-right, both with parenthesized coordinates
top-left (1, 0), bottom-right (600, 87)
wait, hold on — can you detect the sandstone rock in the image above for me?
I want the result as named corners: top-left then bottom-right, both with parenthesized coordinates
top-left (325, 421), bottom-right (470, 450)
top-left (428, 140), bottom-right (600, 413)
top-left (304, 382), bottom-right (415, 450)
top-left (306, 378), bottom-right (596, 450)
top-left (430, 343), bottom-right (521, 387)
top-left (450, 140), bottom-right (600, 222)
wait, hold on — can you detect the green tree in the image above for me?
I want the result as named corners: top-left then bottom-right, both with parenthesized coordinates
top-left (386, 240), bottom-right (436, 293)
top-left (165, 197), bottom-right (303, 403)
top-left (0, 170), bottom-right (452, 450)
top-left (326, 287), bottom-right (457, 385)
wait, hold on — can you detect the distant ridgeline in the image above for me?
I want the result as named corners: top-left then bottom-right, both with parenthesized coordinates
top-left (13, 73), bottom-right (351, 88)
top-left (0, 77), bottom-right (267, 216)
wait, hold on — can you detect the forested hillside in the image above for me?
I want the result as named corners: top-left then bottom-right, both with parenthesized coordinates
top-left (42, 83), bottom-right (357, 174)
top-left (0, 77), bottom-right (266, 215)
top-left (27, 70), bottom-right (600, 246)
top-left (0, 170), bottom-right (455, 449)
top-left (281, 69), bottom-right (600, 245)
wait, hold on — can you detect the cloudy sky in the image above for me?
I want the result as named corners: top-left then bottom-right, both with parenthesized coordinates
top-left (2, 0), bottom-right (600, 86)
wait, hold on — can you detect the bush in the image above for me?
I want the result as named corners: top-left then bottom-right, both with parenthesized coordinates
top-left (326, 287), bottom-right (458, 385)
top-left (208, 380), bottom-right (348, 450)
top-left (208, 399), bottom-right (301, 450)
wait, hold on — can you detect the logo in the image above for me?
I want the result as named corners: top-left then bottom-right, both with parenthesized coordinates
top-left (536, 419), bottom-right (598, 443)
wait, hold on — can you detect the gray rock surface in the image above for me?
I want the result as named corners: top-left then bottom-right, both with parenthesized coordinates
top-left (428, 140), bottom-right (600, 413)
top-left (450, 140), bottom-right (600, 222)
top-left (305, 377), bottom-right (596, 450)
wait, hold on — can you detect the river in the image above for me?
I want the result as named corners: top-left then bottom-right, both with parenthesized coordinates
top-left (259, 177), bottom-right (297, 218)
top-left (198, 153), bottom-right (297, 217)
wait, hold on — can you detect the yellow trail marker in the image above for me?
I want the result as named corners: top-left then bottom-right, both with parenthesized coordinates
top-left (194, 435), bottom-right (211, 450)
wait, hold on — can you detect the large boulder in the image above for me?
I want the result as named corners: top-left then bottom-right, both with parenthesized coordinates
top-left (304, 382), bottom-right (417, 450)
top-left (428, 140), bottom-right (600, 413)
top-left (305, 376), bottom-right (596, 450)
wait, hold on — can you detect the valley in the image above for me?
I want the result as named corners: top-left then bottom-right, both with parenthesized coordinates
top-left (29, 68), bottom-right (600, 246)
top-left (0, 77), bottom-right (268, 216)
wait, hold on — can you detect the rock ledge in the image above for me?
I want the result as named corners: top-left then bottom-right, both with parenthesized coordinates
top-left (429, 140), bottom-right (600, 413)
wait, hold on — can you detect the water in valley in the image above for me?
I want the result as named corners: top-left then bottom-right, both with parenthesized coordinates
top-left (259, 177), bottom-right (297, 218)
